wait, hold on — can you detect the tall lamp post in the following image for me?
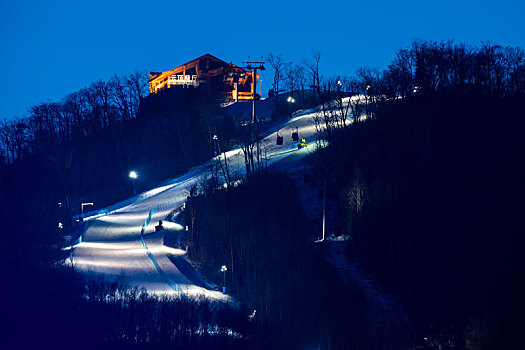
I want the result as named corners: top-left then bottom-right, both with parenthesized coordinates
top-left (129, 171), bottom-right (138, 195)
top-left (365, 85), bottom-right (371, 117)
top-left (287, 96), bottom-right (295, 118)
top-left (213, 134), bottom-right (218, 157)
top-left (81, 202), bottom-right (93, 221)
top-left (221, 265), bottom-right (227, 294)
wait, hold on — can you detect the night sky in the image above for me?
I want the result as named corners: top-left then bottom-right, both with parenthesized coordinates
top-left (1, 0), bottom-right (524, 120)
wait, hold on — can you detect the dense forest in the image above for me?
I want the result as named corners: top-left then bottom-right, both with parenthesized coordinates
top-left (1, 40), bottom-right (524, 349)
top-left (0, 76), bottom-right (251, 348)
top-left (306, 92), bottom-right (525, 349)
top-left (306, 41), bottom-right (525, 349)
top-left (185, 41), bottom-right (525, 349)
top-left (184, 173), bottom-right (375, 349)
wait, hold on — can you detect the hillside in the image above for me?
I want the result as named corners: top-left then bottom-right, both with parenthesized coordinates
top-left (311, 92), bottom-right (525, 349)
top-left (2, 39), bottom-right (524, 349)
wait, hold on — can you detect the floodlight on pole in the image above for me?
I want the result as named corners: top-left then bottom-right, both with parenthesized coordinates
top-left (365, 85), bottom-right (371, 117)
top-left (213, 134), bottom-right (218, 157)
top-left (81, 202), bottom-right (93, 220)
top-left (129, 171), bottom-right (138, 195)
top-left (287, 96), bottom-right (295, 118)
top-left (221, 265), bottom-right (227, 293)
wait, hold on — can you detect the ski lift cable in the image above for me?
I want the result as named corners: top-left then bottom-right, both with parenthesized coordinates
top-left (260, 71), bottom-right (273, 91)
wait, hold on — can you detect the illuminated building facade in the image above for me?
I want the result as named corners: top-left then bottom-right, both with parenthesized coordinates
top-left (149, 54), bottom-right (259, 100)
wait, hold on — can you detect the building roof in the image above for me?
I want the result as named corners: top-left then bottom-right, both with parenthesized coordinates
top-left (149, 53), bottom-right (232, 83)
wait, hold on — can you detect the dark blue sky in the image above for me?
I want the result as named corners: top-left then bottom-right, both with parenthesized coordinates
top-left (1, 0), bottom-right (524, 120)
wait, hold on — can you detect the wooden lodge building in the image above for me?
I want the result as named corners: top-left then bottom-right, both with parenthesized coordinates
top-left (149, 54), bottom-right (259, 101)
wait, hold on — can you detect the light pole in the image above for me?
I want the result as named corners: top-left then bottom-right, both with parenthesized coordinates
top-left (221, 265), bottom-right (227, 294)
top-left (322, 176), bottom-right (326, 241)
top-left (81, 202), bottom-right (93, 221)
top-left (315, 177), bottom-right (327, 243)
top-left (129, 171), bottom-right (138, 195)
top-left (213, 134), bottom-right (218, 157)
top-left (365, 85), bottom-right (371, 117)
top-left (287, 96), bottom-right (295, 118)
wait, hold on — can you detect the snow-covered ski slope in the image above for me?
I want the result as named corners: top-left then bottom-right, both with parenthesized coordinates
top-left (70, 105), bottom-right (325, 297)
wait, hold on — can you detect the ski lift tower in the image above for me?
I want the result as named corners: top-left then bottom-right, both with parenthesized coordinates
top-left (244, 60), bottom-right (265, 123)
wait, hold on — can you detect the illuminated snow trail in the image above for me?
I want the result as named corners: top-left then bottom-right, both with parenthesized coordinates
top-left (71, 108), bottom-right (324, 297)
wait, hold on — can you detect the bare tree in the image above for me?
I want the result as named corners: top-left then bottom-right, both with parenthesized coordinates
top-left (0, 71), bottom-right (150, 166)
top-left (388, 48), bottom-right (415, 98)
top-left (93, 80), bottom-right (112, 128)
top-left (126, 70), bottom-right (148, 118)
top-left (109, 75), bottom-right (132, 122)
top-left (296, 64), bottom-right (307, 99)
top-left (62, 91), bottom-right (88, 135)
top-left (12, 118), bottom-right (28, 161)
top-left (200, 108), bottom-right (234, 188)
top-left (357, 66), bottom-right (383, 119)
top-left (508, 46), bottom-right (525, 95)
top-left (80, 85), bottom-right (101, 133)
top-left (305, 50), bottom-right (322, 100)
top-left (239, 123), bottom-right (267, 177)
top-left (0, 119), bottom-right (15, 163)
top-left (285, 64), bottom-right (303, 98)
top-left (267, 53), bottom-right (289, 104)
top-left (332, 76), bottom-right (352, 129)
top-left (347, 77), bottom-right (365, 124)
